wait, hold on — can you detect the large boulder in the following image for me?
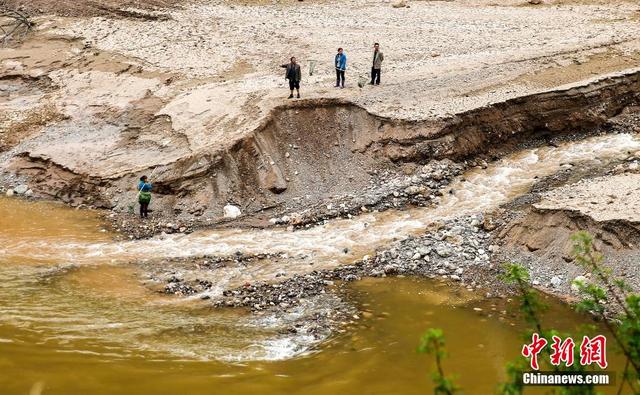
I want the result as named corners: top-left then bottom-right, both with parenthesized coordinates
top-left (14, 184), bottom-right (29, 195)
top-left (223, 204), bottom-right (242, 219)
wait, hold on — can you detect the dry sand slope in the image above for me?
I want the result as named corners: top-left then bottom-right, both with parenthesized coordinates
top-left (1, 0), bottom-right (640, 220)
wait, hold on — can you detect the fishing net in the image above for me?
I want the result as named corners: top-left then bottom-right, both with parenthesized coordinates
top-left (309, 60), bottom-right (317, 76)
top-left (358, 75), bottom-right (368, 88)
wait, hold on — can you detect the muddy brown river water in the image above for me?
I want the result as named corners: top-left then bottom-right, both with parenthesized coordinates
top-left (1, 134), bottom-right (637, 394)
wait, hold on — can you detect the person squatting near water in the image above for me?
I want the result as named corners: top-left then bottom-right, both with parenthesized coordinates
top-left (371, 43), bottom-right (384, 85)
top-left (281, 57), bottom-right (302, 98)
top-left (335, 48), bottom-right (347, 88)
top-left (137, 175), bottom-right (152, 218)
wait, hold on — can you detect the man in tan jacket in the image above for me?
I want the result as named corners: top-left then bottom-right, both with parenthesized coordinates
top-left (370, 43), bottom-right (384, 85)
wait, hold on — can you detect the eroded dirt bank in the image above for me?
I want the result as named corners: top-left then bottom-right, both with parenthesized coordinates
top-left (4, 70), bottom-right (640, 237)
top-left (2, 0), bottom-right (640, 232)
top-left (147, 71), bottom-right (640, 226)
top-left (496, 168), bottom-right (640, 301)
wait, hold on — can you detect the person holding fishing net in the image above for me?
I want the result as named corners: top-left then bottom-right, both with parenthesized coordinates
top-left (137, 175), bottom-right (153, 219)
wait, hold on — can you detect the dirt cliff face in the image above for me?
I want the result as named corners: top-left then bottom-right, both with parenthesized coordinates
top-left (8, 70), bottom-right (640, 218)
top-left (501, 171), bottom-right (640, 254)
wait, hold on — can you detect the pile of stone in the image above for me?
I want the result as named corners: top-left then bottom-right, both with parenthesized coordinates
top-left (216, 274), bottom-right (331, 311)
top-left (335, 214), bottom-right (496, 285)
top-left (4, 184), bottom-right (33, 197)
top-left (211, 215), bottom-right (501, 311)
top-left (272, 158), bottom-right (466, 228)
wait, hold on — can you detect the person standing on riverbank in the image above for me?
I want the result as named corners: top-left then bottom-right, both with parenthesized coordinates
top-left (137, 175), bottom-right (152, 219)
top-left (370, 43), bottom-right (384, 85)
top-left (335, 48), bottom-right (347, 88)
top-left (281, 57), bottom-right (301, 98)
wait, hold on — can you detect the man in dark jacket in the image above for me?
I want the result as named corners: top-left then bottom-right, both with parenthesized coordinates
top-left (370, 43), bottom-right (384, 85)
top-left (281, 57), bottom-right (301, 98)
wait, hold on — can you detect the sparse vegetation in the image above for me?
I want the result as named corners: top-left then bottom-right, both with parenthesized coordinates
top-left (0, 2), bottom-right (34, 44)
top-left (418, 328), bottom-right (459, 395)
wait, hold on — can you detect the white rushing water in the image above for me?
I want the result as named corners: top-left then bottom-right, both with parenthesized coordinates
top-left (0, 262), bottom-right (334, 361)
top-left (1, 133), bottom-right (639, 362)
top-left (4, 133), bottom-right (640, 273)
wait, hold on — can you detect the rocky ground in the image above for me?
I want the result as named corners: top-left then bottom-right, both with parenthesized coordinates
top-left (2, 0), bottom-right (183, 17)
top-left (135, 213), bottom-right (505, 338)
top-left (217, 214), bottom-right (501, 309)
